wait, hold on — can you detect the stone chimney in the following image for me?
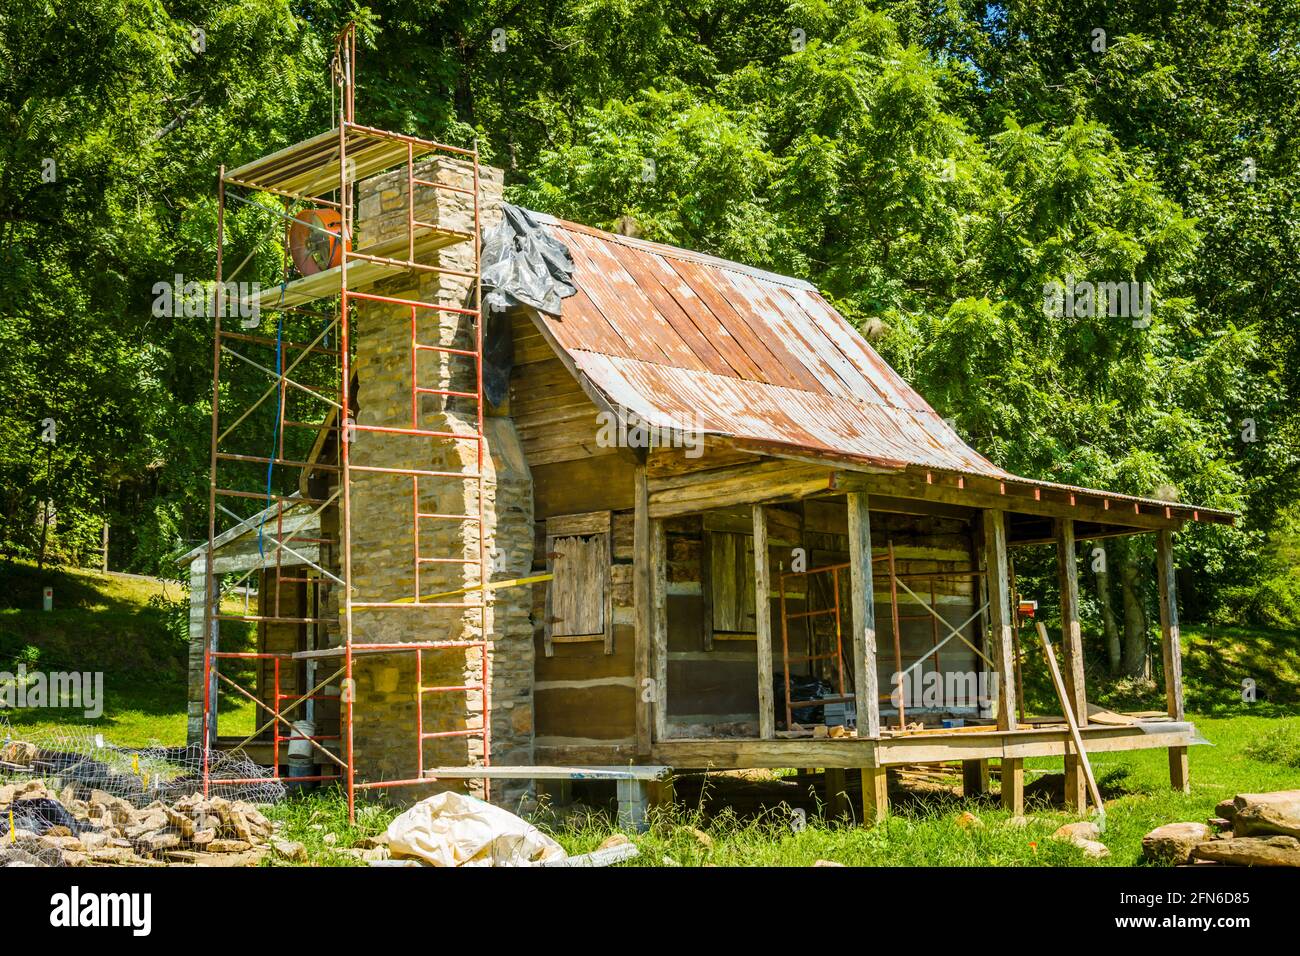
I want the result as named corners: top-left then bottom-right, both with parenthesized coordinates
top-left (344, 157), bottom-right (535, 808)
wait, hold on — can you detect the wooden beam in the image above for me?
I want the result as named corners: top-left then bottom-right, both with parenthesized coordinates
top-left (633, 467), bottom-right (653, 757)
top-left (981, 511), bottom-right (1018, 731)
top-left (1001, 757), bottom-right (1024, 815)
top-left (847, 492), bottom-right (881, 738)
top-left (1056, 517), bottom-right (1088, 812)
top-left (833, 471), bottom-right (1185, 532)
top-left (753, 503), bottom-right (775, 740)
top-left (651, 517), bottom-right (668, 743)
top-left (962, 759), bottom-right (989, 798)
top-left (862, 766), bottom-right (888, 823)
top-left (1036, 621), bottom-right (1105, 819)
top-left (1156, 529), bottom-right (1185, 720)
top-left (1156, 527), bottom-right (1189, 792)
top-left (824, 767), bottom-right (849, 819)
top-left (650, 723), bottom-right (1200, 769)
top-left (648, 460), bottom-right (831, 518)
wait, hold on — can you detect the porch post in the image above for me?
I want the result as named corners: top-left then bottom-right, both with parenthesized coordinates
top-left (752, 504), bottom-right (775, 740)
top-left (651, 517), bottom-right (668, 742)
top-left (847, 492), bottom-right (881, 739)
top-left (634, 467), bottom-right (653, 756)
top-left (1156, 528), bottom-right (1189, 792)
top-left (981, 509), bottom-right (1021, 812)
top-left (1055, 518), bottom-right (1088, 811)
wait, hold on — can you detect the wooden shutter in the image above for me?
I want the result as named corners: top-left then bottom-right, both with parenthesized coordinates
top-left (543, 511), bottom-right (613, 657)
top-left (551, 535), bottom-right (606, 636)
top-left (703, 530), bottom-right (757, 644)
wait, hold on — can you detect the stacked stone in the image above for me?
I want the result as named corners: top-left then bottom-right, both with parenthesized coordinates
top-left (348, 158), bottom-right (533, 805)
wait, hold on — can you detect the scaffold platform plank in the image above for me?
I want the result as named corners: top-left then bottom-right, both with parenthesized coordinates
top-left (224, 126), bottom-right (434, 199)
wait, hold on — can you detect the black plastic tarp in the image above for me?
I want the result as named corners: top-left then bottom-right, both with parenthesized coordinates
top-left (480, 204), bottom-right (576, 317)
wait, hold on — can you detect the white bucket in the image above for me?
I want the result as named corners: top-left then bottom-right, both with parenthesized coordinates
top-left (288, 720), bottom-right (315, 759)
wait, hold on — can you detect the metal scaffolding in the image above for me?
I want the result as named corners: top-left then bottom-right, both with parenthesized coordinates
top-left (201, 24), bottom-right (489, 818)
top-left (776, 546), bottom-right (992, 731)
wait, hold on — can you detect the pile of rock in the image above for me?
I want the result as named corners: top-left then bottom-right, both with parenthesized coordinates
top-left (1143, 789), bottom-right (1300, 866)
top-left (0, 780), bottom-right (287, 867)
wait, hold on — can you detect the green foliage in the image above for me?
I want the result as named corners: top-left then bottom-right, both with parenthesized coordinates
top-left (0, 0), bottom-right (1296, 625)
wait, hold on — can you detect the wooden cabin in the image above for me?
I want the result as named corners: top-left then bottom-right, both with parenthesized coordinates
top-left (187, 148), bottom-right (1233, 822)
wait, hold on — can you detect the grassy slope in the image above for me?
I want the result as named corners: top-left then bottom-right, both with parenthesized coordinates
top-left (3, 559), bottom-right (1297, 865)
top-left (0, 559), bottom-right (256, 745)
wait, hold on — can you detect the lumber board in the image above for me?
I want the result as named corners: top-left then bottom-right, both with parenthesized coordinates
top-left (648, 460), bottom-right (831, 518)
top-left (649, 722), bottom-right (1200, 769)
top-left (1156, 528), bottom-right (1185, 721)
top-left (981, 510), bottom-right (1018, 730)
top-left (633, 467), bottom-right (653, 756)
top-left (832, 471), bottom-right (1185, 531)
top-left (651, 517), bottom-right (668, 742)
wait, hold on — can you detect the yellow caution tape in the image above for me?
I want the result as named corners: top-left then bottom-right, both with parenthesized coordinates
top-left (388, 572), bottom-right (554, 605)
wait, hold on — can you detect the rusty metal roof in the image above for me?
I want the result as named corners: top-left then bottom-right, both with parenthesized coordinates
top-left (531, 214), bottom-right (1008, 476)
top-left (529, 213), bottom-right (1234, 524)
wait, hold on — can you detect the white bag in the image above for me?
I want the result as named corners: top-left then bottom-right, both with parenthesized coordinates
top-left (385, 791), bottom-right (566, 867)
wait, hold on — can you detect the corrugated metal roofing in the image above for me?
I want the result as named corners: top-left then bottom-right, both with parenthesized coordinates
top-left (528, 213), bottom-right (1234, 523)
top-left (531, 213), bottom-right (1009, 477)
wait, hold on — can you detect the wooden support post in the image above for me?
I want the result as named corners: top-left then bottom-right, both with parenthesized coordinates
top-left (651, 518), bottom-right (668, 743)
top-left (1168, 746), bottom-right (1189, 794)
top-left (962, 759), bottom-right (989, 798)
top-left (1056, 518), bottom-right (1088, 812)
top-left (647, 775), bottom-right (675, 811)
top-left (633, 468), bottom-right (653, 757)
top-left (861, 766), bottom-right (888, 824)
top-left (1001, 757), bottom-right (1024, 815)
top-left (981, 510), bottom-right (1018, 730)
top-left (824, 767), bottom-right (848, 819)
top-left (753, 503), bottom-right (775, 740)
top-left (1156, 528), bottom-right (1189, 792)
top-left (847, 493), bottom-right (881, 738)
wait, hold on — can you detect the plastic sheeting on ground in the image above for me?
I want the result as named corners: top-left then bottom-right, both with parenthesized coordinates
top-left (384, 791), bottom-right (567, 867)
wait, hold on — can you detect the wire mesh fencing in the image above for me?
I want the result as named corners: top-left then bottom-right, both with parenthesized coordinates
top-left (0, 717), bottom-right (286, 807)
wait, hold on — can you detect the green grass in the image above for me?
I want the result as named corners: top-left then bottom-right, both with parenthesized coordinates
top-left (1242, 719), bottom-right (1300, 768)
top-left (0, 558), bottom-right (256, 747)
top-left (5, 556), bottom-right (1299, 866)
top-left (258, 710), bottom-right (1300, 866)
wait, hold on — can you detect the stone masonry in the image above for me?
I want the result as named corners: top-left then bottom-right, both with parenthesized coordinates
top-left (345, 157), bottom-right (536, 808)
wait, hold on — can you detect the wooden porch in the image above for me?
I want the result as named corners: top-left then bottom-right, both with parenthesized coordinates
top-left (628, 452), bottom-right (1216, 822)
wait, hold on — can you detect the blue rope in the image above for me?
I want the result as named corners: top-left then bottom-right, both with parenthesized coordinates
top-left (258, 315), bottom-right (285, 557)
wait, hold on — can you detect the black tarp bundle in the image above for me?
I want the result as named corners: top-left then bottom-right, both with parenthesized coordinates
top-left (479, 204), bottom-right (577, 405)
top-left (480, 204), bottom-right (576, 317)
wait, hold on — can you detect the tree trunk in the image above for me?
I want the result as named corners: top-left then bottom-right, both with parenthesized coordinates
top-left (1119, 553), bottom-right (1148, 677)
top-left (36, 499), bottom-right (51, 571)
top-left (1093, 544), bottom-right (1122, 675)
